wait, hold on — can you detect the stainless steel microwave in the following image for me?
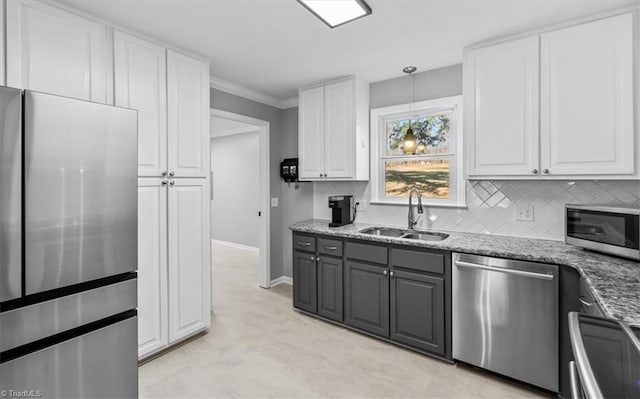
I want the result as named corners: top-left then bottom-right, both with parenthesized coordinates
top-left (565, 204), bottom-right (639, 260)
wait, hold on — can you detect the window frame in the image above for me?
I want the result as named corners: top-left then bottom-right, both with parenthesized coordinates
top-left (370, 95), bottom-right (466, 207)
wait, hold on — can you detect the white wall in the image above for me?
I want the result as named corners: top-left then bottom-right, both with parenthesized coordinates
top-left (280, 107), bottom-right (313, 278)
top-left (211, 131), bottom-right (260, 247)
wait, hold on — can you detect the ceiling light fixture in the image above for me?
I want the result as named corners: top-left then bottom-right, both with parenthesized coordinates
top-left (297, 0), bottom-right (372, 29)
top-left (403, 66), bottom-right (417, 155)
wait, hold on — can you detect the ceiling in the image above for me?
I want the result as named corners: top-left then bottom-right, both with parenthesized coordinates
top-left (59, 0), bottom-right (638, 100)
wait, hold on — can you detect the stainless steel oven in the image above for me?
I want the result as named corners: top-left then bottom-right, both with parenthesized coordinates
top-left (568, 312), bottom-right (640, 399)
top-left (565, 204), bottom-right (639, 260)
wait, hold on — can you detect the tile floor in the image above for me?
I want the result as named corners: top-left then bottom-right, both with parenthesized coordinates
top-left (139, 243), bottom-right (551, 398)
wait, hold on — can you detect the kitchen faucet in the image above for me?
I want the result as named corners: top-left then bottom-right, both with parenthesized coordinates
top-left (408, 187), bottom-right (424, 229)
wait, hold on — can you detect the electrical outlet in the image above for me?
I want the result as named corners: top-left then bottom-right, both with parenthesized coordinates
top-left (515, 205), bottom-right (534, 222)
top-left (357, 199), bottom-right (367, 212)
top-left (270, 197), bottom-right (279, 207)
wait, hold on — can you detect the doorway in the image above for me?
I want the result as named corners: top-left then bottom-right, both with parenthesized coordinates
top-left (210, 109), bottom-right (270, 292)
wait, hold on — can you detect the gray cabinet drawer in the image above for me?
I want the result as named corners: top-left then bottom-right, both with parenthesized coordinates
top-left (345, 242), bottom-right (388, 264)
top-left (391, 248), bottom-right (444, 275)
top-left (293, 234), bottom-right (316, 252)
top-left (318, 237), bottom-right (343, 256)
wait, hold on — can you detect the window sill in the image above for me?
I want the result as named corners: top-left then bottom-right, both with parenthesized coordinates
top-left (369, 200), bottom-right (468, 209)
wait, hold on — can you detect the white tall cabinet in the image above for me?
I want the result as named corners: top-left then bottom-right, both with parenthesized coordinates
top-left (114, 31), bottom-right (168, 177)
top-left (1, 1), bottom-right (211, 361)
top-left (114, 32), bottom-right (211, 359)
top-left (0, 1), bottom-right (5, 86)
top-left (167, 179), bottom-right (210, 343)
top-left (136, 179), bottom-right (169, 357)
top-left (465, 12), bottom-right (636, 179)
top-left (6, 0), bottom-right (110, 103)
top-left (167, 50), bottom-right (210, 178)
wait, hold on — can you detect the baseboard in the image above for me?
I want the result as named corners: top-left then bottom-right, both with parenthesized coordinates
top-left (212, 239), bottom-right (259, 253)
top-left (270, 276), bottom-right (293, 287)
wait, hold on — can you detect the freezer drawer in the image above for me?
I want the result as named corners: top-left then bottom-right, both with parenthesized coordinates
top-left (0, 277), bottom-right (136, 352)
top-left (24, 91), bottom-right (138, 295)
top-left (452, 253), bottom-right (559, 392)
top-left (0, 316), bottom-right (138, 399)
top-left (0, 86), bottom-right (22, 302)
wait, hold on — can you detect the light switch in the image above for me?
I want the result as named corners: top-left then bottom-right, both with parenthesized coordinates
top-left (271, 197), bottom-right (279, 207)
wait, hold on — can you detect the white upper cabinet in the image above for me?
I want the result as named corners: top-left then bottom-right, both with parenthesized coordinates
top-left (167, 178), bottom-right (211, 344)
top-left (465, 37), bottom-right (540, 177)
top-left (114, 31), bottom-right (168, 177)
top-left (298, 76), bottom-right (369, 181)
top-left (6, 0), bottom-right (109, 103)
top-left (540, 13), bottom-right (634, 176)
top-left (167, 50), bottom-right (210, 178)
top-left (465, 12), bottom-right (636, 179)
top-left (298, 86), bottom-right (325, 179)
top-left (324, 79), bottom-right (355, 178)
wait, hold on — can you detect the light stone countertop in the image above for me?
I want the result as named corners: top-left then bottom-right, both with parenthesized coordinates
top-left (290, 218), bottom-right (640, 325)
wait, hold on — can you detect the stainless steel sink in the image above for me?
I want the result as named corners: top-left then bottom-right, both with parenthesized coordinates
top-left (401, 232), bottom-right (449, 241)
top-left (358, 227), bottom-right (406, 237)
top-left (359, 227), bottom-right (449, 241)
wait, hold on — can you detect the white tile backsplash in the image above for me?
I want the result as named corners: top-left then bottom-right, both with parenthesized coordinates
top-left (313, 180), bottom-right (640, 241)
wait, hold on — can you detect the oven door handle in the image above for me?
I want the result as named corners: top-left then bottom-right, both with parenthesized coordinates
top-left (569, 361), bottom-right (584, 399)
top-left (568, 312), bottom-right (605, 399)
top-left (454, 260), bottom-right (555, 281)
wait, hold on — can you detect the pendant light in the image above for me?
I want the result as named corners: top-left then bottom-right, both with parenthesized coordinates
top-left (403, 66), bottom-right (417, 155)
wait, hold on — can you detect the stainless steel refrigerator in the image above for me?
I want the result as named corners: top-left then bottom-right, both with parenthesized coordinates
top-left (0, 87), bottom-right (138, 398)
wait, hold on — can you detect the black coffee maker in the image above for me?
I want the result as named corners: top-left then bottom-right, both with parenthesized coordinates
top-left (328, 195), bottom-right (354, 227)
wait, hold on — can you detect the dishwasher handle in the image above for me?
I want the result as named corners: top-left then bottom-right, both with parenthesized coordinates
top-left (454, 260), bottom-right (555, 281)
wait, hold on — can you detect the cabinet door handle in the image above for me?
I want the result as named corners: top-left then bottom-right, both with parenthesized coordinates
top-left (161, 171), bottom-right (168, 177)
top-left (532, 169), bottom-right (538, 174)
top-left (316, 257), bottom-right (321, 262)
top-left (390, 271), bottom-right (395, 277)
top-left (169, 171), bottom-right (175, 177)
top-left (169, 181), bottom-right (175, 186)
top-left (324, 246), bottom-right (337, 251)
top-left (383, 269), bottom-right (388, 276)
top-left (542, 169), bottom-right (550, 174)
top-left (298, 241), bottom-right (311, 246)
top-left (161, 180), bottom-right (168, 186)
top-left (310, 256), bottom-right (315, 261)
top-left (578, 297), bottom-right (593, 308)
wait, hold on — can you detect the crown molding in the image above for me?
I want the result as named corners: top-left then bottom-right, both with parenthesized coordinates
top-left (210, 76), bottom-right (298, 109)
top-left (279, 97), bottom-right (299, 109)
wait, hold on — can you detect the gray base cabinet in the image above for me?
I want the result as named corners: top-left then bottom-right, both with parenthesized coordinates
top-left (390, 270), bottom-right (445, 354)
top-left (292, 231), bottom-right (452, 360)
top-left (344, 261), bottom-right (389, 336)
top-left (293, 250), bottom-right (317, 313)
top-left (317, 256), bottom-right (343, 322)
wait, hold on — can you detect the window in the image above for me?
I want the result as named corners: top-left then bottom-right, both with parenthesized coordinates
top-left (370, 96), bottom-right (465, 207)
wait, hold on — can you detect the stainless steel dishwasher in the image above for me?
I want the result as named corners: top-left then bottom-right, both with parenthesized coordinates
top-left (452, 252), bottom-right (559, 392)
